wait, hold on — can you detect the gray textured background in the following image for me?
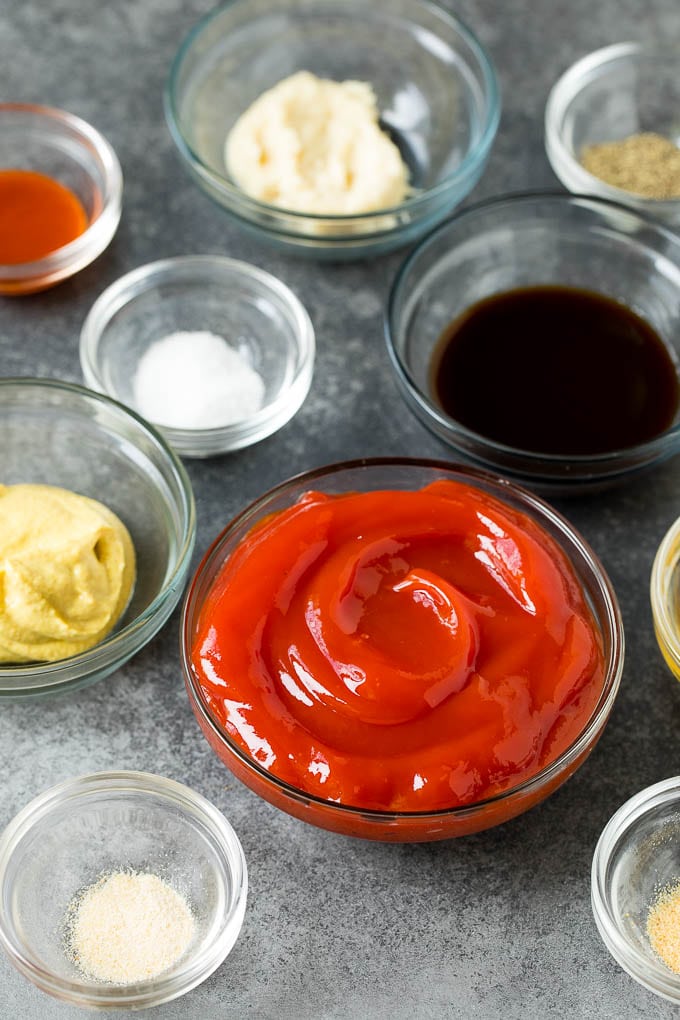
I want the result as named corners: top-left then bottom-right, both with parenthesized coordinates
top-left (2, 1), bottom-right (680, 1017)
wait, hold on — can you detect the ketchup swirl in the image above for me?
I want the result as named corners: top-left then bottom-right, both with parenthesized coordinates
top-left (191, 481), bottom-right (604, 812)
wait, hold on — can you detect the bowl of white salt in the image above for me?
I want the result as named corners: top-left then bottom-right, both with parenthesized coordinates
top-left (0, 770), bottom-right (247, 1010)
top-left (79, 255), bottom-right (315, 458)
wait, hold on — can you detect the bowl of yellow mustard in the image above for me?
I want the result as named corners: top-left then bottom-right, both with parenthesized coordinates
top-left (0, 378), bottom-right (195, 698)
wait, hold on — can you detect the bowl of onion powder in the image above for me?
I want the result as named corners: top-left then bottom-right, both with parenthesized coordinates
top-left (80, 254), bottom-right (315, 458)
top-left (0, 771), bottom-right (247, 1009)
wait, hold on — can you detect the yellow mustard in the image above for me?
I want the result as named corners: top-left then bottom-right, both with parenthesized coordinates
top-left (0, 484), bottom-right (136, 662)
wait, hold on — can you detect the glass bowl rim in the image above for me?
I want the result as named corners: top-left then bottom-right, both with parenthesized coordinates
top-left (385, 189), bottom-right (680, 470)
top-left (0, 102), bottom-right (123, 280)
top-left (0, 376), bottom-right (196, 694)
top-left (0, 769), bottom-right (247, 1009)
top-left (79, 254), bottom-right (316, 443)
top-left (544, 41), bottom-right (680, 214)
top-left (163, 0), bottom-right (501, 225)
top-left (591, 775), bottom-right (680, 1002)
top-left (181, 455), bottom-right (624, 823)
top-left (650, 514), bottom-right (680, 671)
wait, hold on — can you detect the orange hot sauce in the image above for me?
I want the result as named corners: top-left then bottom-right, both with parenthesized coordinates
top-left (190, 480), bottom-right (605, 815)
top-left (0, 169), bottom-right (88, 264)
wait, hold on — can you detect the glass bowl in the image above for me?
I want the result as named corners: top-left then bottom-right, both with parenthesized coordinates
top-left (0, 770), bottom-right (247, 1010)
top-left (80, 255), bottom-right (315, 458)
top-left (545, 43), bottom-right (680, 224)
top-left (0, 104), bottom-right (122, 295)
top-left (0, 378), bottom-right (196, 699)
top-left (164, 0), bottom-right (500, 260)
top-left (650, 515), bottom-right (680, 682)
top-left (181, 458), bottom-right (624, 842)
top-left (386, 192), bottom-right (680, 493)
top-left (592, 777), bottom-right (680, 1004)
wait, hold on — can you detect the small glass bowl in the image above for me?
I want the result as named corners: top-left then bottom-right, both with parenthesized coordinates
top-left (80, 255), bottom-right (315, 458)
top-left (0, 378), bottom-right (196, 699)
top-left (650, 515), bottom-right (680, 681)
top-left (592, 777), bottom-right (680, 1004)
top-left (0, 104), bottom-right (122, 295)
top-left (164, 0), bottom-right (500, 259)
top-left (386, 192), bottom-right (680, 493)
top-left (181, 458), bottom-right (624, 842)
top-left (0, 770), bottom-right (247, 1010)
top-left (545, 43), bottom-right (680, 223)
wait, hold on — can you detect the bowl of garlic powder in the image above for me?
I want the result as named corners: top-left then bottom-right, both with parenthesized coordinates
top-left (0, 771), bottom-right (247, 1010)
top-left (592, 776), bottom-right (680, 1004)
top-left (164, 0), bottom-right (500, 259)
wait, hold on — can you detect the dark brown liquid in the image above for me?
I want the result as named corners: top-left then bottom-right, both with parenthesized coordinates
top-left (431, 285), bottom-right (680, 456)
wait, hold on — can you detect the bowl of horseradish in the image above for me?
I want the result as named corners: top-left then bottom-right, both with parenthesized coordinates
top-left (164, 0), bottom-right (500, 259)
top-left (79, 255), bottom-right (315, 458)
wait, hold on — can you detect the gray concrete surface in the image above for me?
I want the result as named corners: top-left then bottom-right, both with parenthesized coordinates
top-left (1, 1), bottom-right (680, 1017)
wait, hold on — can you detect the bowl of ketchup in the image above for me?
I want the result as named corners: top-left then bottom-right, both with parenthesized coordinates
top-left (181, 459), bottom-right (624, 841)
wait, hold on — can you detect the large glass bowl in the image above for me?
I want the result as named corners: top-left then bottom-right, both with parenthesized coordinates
top-left (386, 192), bottom-right (680, 493)
top-left (181, 458), bottom-right (623, 842)
top-left (164, 0), bottom-right (500, 259)
top-left (0, 771), bottom-right (247, 1010)
top-left (0, 379), bottom-right (196, 698)
top-left (545, 43), bottom-right (680, 224)
top-left (0, 104), bottom-right (122, 295)
top-left (592, 777), bottom-right (680, 1004)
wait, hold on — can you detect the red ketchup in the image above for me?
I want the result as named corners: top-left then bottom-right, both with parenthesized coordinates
top-left (190, 481), bottom-right (604, 813)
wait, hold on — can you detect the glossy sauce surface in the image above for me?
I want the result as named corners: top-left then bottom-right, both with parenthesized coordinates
top-left (431, 285), bottom-right (680, 456)
top-left (0, 169), bottom-right (88, 263)
top-left (191, 481), bottom-right (605, 813)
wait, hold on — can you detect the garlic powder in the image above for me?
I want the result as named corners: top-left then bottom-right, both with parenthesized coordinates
top-left (64, 870), bottom-right (195, 984)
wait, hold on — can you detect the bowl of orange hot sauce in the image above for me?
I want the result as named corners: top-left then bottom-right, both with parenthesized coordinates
top-left (181, 459), bottom-right (623, 842)
top-left (0, 104), bottom-right (122, 295)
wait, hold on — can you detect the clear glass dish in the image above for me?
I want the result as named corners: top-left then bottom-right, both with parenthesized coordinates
top-left (0, 378), bottom-right (196, 698)
top-left (164, 0), bottom-right (500, 259)
top-left (545, 42), bottom-right (680, 223)
top-left (592, 777), bottom-right (680, 1004)
top-left (386, 192), bottom-right (680, 493)
top-left (181, 458), bottom-right (624, 842)
top-left (0, 771), bottom-right (247, 1010)
top-left (0, 104), bottom-right (122, 294)
top-left (650, 515), bottom-right (680, 682)
top-left (80, 255), bottom-right (315, 458)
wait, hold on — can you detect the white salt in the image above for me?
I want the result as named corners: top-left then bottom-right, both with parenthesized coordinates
top-left (133, 330), bottom-right (266, 430)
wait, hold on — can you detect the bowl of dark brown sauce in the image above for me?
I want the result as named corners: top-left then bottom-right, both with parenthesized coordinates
top-left (385, 192), bottom-right (680, 492)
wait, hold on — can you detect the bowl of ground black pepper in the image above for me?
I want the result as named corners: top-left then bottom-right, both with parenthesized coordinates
top-left (385, 192), bottom-right (680, 492)
top-left (592, 777), bottom-right (680, 1004)
top-left (0, 771), bottom-right (247, 1009)
top-left (545, 42), bottom-right (680, 223)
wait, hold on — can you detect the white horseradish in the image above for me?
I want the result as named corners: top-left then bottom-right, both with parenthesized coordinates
top-left (224, 71), bottom-right (410, 215)
top-left (133, 330), bottom-right (265, 430)
top-left (64, 870), bottom-right (195, 984)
